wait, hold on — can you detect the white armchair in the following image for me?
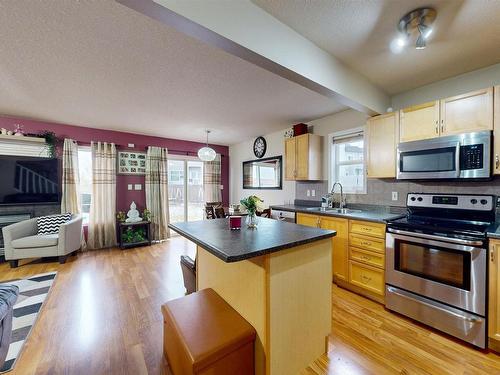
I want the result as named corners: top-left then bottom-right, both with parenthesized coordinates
top-left (2, 214), bottom-right (83, 268)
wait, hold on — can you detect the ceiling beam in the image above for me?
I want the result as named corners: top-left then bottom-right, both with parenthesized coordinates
top-left (117, 0), bottom-right (390, 115)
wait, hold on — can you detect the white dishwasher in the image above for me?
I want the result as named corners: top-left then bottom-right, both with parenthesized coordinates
top-left (270, 209), bottom-right (296, 223)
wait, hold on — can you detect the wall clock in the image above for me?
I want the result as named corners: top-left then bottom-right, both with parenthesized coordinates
top-left (253, 136), bottom-right (267, 158)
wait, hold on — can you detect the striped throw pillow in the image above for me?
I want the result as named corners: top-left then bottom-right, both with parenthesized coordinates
top-left (37, 213), bottom-right (72, 235)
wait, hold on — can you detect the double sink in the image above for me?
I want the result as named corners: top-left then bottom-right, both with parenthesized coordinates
top-left (305, 207), bottom-right (362, 214)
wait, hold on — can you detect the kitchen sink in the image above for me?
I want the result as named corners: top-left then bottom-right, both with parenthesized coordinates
top-left (304, 207), bottom-right (362, 214)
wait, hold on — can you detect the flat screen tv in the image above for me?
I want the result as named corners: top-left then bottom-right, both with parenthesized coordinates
top-left (0, 155), bottom-right (60, 205)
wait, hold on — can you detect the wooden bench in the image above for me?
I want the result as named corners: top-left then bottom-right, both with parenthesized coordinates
top-left (162, 288), bottom-right (256, 374)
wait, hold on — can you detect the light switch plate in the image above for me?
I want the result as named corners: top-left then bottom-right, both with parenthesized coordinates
top-left (307, 190), bottom-right (311, 197)
top-left (312, 189), bottom-right (316, 197)
top-left (127, 184), bottom-right (133, 191)
top-left (134, 184), bottom-right (142, 190)
top-left (392, 191), bottom-right (398, 201)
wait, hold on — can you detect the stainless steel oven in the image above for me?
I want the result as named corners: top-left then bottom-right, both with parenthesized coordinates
top-left (386, 229), bottom-right (487, 348)
top-left (385, 193), bottom-right (495, 348)
top-left (397, 131), bottom-right (492, 180)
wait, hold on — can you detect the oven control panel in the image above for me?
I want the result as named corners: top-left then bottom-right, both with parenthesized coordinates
top-left (407, 193), bottom-right (495, 211)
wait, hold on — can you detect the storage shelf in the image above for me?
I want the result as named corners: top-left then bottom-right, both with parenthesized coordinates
top-left (0, 134), bottom-right (46, 143)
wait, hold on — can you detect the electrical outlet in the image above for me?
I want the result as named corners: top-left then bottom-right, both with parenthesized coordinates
top-left (127, 184), bottom-right (133, 191)
top-left (312, 189), bottom-right (316, 197)
top-left (306, 190), bottom-right (311, 197)
top-left (392, 191), bottom-right (398, 201)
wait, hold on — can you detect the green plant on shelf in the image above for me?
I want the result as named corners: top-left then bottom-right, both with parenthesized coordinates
top-left (121, 227), bottom-right (146, 244)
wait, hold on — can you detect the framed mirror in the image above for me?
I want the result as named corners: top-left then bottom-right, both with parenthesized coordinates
top-left (243, 156), bottom-right (282, 190)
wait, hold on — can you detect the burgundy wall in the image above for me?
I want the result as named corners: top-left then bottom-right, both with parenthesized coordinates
top-left (0, 116), bottom-right (229, 212)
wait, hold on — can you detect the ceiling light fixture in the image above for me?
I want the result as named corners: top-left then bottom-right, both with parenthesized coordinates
top-left (392, 7), bottom-right (436, 52)
top-left (198, 130), bottom-right (216, 162)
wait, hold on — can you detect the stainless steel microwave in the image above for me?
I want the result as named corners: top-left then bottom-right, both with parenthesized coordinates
top-left (397, 131), bottom-right (492, 180)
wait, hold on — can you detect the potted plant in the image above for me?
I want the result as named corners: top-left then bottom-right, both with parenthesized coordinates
top-left (142, 209), bottom-right (151, 222)
top-left (240, 195), bottom-right (263, 229)
top-left (116, 211), bottom-right (126, 223)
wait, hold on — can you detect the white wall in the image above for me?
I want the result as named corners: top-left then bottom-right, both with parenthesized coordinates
top-left (229, 109), bottom-right (368, 205)
top-left (392, 63), bottom-right (500, 109)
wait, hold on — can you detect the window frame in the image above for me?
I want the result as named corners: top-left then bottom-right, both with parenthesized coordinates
top-left (329, 127), bottom-right (367, 195)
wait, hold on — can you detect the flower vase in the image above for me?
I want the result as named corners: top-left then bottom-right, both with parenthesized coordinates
top-left (246, 212), bottom-right (258, 229)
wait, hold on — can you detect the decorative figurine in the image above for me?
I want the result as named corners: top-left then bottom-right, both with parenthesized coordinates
top-left (125, 201), bottom-right (142, 223)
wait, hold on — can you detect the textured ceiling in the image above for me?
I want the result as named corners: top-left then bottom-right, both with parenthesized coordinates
top-left (0, 0), bottom-right (346, 145)
top-left (253, 0), bottom-right (500, 95)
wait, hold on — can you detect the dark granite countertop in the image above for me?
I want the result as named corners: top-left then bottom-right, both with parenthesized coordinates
top-left (269, 204), bottom-right (406, 223)
top-left (486, 222), bottom-right (500, 239)
top-left (169, 217), bottom-right (336, 263)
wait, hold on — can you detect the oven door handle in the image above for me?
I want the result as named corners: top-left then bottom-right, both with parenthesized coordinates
top-left (387, 228), bottom-right (484, 247)
top-left (387, 286), bottom-right (483, 323)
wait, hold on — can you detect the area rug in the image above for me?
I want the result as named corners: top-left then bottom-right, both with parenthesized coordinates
top-left (0, 271), bottom-right (57, 373)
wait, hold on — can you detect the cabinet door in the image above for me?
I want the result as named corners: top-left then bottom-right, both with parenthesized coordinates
top-left (400, 101), bottom-right (439, 142)
top-left (320, 216), bottom-right (349, 282)
top-left (284, 137), bottom-right (296, 180)
top-left (295, 134), bottom-right (309, 180)
top-left (489, 240), bottom-right (500, 350)
top-left (494, 86), bottom-right (500, 175)
top-left (440, 88), bottom-right (493, 135)
top-left (366, 113), bottom-right (398, 178)
top-left (296, 213), bottom-right (319, 228)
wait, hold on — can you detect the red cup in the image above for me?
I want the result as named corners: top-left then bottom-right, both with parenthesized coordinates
top-left (229, 216), bottom-right (242, 230)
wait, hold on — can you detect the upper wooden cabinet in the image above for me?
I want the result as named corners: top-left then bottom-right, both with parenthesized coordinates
top-left (284, 133), bottom-right (322, 181)
top-left (489, 239), bottom-right (500, 353)
top-left (366, 112), bottom-right (398, 178)
top-left (494, 86), bottom-right (500, 175)
top-left (440, 88), bottom-right (493, 136)
top-left (399, 101), bottom-right (439, 142)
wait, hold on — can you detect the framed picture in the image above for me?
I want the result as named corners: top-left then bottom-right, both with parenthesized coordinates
top-left (117, 151), bottom-right (147, 175)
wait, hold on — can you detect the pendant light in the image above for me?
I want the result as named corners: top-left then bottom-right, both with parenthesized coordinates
top-left (198, 130), bottom-right (216, 162)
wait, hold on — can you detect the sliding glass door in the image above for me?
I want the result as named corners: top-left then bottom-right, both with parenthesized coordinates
top-left (168, 157), bottom-right (204, 223)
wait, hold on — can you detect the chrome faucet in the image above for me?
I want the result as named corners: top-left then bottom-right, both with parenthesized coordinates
top-left (330, 182), bottom-right (345, 209)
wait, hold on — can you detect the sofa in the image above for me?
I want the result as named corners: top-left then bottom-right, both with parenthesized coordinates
top-left (2, 214), bottom-right (83, 267)
top-left (0, 285), bottom-right (19, 369)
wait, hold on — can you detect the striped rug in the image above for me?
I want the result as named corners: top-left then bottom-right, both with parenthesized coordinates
top-left (0, 272), bottom-right (57, 373)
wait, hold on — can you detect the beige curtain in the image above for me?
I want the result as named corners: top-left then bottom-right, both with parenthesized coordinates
top-left (61, 138), bottom-right (87, 250)
top-left (204, 154), bottom-right (222, 202)
top-left (145, 146), bottom-right (170, 241)
top-left (88, 142), bottom-right (116, 249)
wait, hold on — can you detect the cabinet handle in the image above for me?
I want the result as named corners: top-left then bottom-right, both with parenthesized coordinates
top-left (492, 248), bottom-right (495, 262)
top-left (317, 218), bottom-right (321, 228)
top-left (361, 227), bottom-right (372, 232)
top-left (496, 155), bottom-right (499, 170)
top-left (361, 275), bottom-right (372, 283)
top-left (440, 119), bottom-right (445, 133)
top-left (435, 120), bottom-right (439, 134)
top-left (361, 255), bottom-right (372, 260)
top-left (361, 241), bottom-right (372, 246)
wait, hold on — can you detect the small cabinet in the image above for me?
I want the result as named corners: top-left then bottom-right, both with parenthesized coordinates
top-left (284, 133), bottom-right (322, 181)
top-left (320, 216), bottom-right (349, 283)
top-left (399, 101), bottom-right (439, 142)
top-left (296, 213), bottom-right (349, 282)
top-left (494, 86), bottom-right (500, 175)
top-left (440, 88), bottom-right (493, 136)
top-left (489, 240), bottom-right (500, 352)
top-left (366, 112), bottom-right (398, 178)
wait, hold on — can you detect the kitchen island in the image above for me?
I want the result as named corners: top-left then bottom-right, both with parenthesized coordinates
top-left (169, 218), bottom-right (336, 375)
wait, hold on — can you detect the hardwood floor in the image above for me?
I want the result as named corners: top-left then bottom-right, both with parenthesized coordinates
top-left (1, 236), bottom-right (499, 375)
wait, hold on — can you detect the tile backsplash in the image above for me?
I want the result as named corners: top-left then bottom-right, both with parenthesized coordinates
top-left (296, 178), bottom-right (500, 207)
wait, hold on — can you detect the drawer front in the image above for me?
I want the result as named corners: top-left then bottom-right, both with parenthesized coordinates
top-left (349, 260), bottom-right (384, 295)
top-left (350, 247), bottom-right (384, 269)
top-left (349, 233), bottom-right (385, 253)
top-left (349, 220), bottom-right (386, 239)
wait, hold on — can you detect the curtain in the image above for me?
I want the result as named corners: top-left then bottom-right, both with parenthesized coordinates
top-left (61, 138), bottom-right (87, 250)
top-left (204, 154), bottom-right (222, 203)
top-left (145, 146), bottom-right (170, 241)
top-left (88, 142), bottom-right (116, 249)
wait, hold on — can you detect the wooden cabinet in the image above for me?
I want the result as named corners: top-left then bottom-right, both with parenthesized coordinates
top-left (440, 88), bottom-right (493, 136)
top-left (297, 212), bottom-right (386, 301)
top-left (399, 101), bottom-right (439, 142)
top-left (296, 213), bottom-right (349, 282)
top-left (320, 216), bottom-right (349, 283)
top-left (366, 112), bottom-right (398, 178)
top-left (284, 134), bottom-right (322, 181)
top-left (489, 239), bottom-right (500, 352)
top-left (494, 86), bottom-right (500, 175)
